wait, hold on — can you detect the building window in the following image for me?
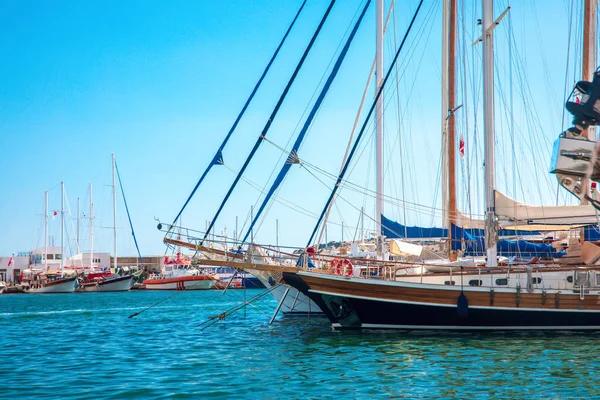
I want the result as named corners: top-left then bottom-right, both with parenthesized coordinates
top-left (469, 279), bottom-right (483, 287)
top-left (495, 278), bottom-right (508, 286)
top-left (0, 269), bottom-right (6, 281)
top-left (55, 254), bottom-right (62, 260)
top-left (444, 280), bottom-right (455, 286)
top-left (47, 254), bottom-right (54, 260)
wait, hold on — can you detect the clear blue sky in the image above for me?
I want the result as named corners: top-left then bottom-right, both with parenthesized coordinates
top-left (0, 0), bottom-right (588, 257)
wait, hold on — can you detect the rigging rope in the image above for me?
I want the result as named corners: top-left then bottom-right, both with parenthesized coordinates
top-left (168, 0), bottom-right (307, 232)
top-left (115, 162), bottom-right (142, 262)
top-left (240, 0), bottom-right (371, 244)
top-left (307, 0), bottom-right (425, 247)
top-left (202, 0), bottom-right (338, 244)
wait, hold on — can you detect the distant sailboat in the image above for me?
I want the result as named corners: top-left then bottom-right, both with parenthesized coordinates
top-left (78, 154), bottom-right (136, 292)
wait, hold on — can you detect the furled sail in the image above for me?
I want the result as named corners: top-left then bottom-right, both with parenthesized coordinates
top-left (461, 230), bottom-right (565, 258)
top-left (495, 190), bottom-right (598, 228)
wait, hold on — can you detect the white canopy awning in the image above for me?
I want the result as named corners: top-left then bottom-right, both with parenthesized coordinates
top-left (495, 190), bottom-right (598, 228)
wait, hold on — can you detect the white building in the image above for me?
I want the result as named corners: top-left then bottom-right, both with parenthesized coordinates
top-left (66, 252), bottom-right (111, 269)
top-left (0, 252), bottom-right (29, 283)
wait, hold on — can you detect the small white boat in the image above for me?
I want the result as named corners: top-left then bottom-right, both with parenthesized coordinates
top-left (142, 253), bottom-right (217, 290)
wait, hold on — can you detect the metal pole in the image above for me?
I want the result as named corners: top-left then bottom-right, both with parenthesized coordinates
top-left (76, 197), bottom-right (80, 254)
top-left (581, 0), bottom-right (598, 204)
top-left (235, 215), bottom-right (238, 243)
top-left (276, 218), bottom-right (279, 261)
top-left (250, 206), bottom-right (254, 244)
top-left (441, 0), bottom-right (449, 229)
top-left (375, 0), bottom-right (384, 258)
top-left (360, 207), bottom-right (364, 242)
top-left (44, 191), bottom-right (48, 270)
top-left (60, 181), bottom-right (64, 270)
top-left (90, 183), bottom-right (94, 268)
top-left (269, 287), bottom-right (290, 324)
top-left (112, 153), bottom-right (118, 270)
top-left (483, 0), bottom-right (497, 267)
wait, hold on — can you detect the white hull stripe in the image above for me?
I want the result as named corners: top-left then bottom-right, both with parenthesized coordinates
top-left (299, 271), bottom-right (594, 295)
top-left (309, 289), bottom-right (600, 313)
top-left (331, 323), bottom-right (600, 331)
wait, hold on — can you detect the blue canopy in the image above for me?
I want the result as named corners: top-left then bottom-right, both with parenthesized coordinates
top-left (381, 214), bottom-right (559, 257)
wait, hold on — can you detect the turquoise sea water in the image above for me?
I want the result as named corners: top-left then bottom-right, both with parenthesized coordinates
top-left (1, 290), bottom-right (599, 399)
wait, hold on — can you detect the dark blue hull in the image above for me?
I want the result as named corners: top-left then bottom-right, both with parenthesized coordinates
top-left (283, 272), bottom-right (600, 331)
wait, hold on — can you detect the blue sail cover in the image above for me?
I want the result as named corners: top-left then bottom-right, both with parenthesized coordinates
top-left (461, 230), bottom-right (565, 258)
top-left (584, 225), bottom-right (600, 241)
top-left (381, 214), bottom-right (559, 257)
top-left (381, 214), bottom-right (447, 239)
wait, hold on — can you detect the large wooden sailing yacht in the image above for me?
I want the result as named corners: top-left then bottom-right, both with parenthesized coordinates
top-left (207, 0), bottom-right (600, 330)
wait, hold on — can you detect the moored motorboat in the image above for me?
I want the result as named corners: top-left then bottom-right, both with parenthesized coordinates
top-left (142, 253), bottom-right (217, 290)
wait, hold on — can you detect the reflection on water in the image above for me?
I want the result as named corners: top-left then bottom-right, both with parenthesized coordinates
top-left (1, 290), bottom-right (597, 398)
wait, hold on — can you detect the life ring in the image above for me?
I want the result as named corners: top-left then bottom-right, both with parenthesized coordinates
top-left (330, 258), bottom-right (353, 276)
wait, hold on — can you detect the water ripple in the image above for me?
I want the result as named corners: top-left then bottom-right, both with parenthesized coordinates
top-left (1, 291), bottom-right (598, 398)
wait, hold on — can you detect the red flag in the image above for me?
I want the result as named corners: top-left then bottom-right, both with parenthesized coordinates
top-left (459, 137), bottom-right (465, 157)
top-left (7, 255), bottom-right (14, 267)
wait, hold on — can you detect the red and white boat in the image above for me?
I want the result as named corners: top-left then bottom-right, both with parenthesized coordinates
top-left (142, 253), bottom-right (217, 290)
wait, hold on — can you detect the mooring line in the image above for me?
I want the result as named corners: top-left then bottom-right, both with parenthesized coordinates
top-left (128, 277), bottom-right (220, 319)
top-left (197, 284), bottom-right (283, 331)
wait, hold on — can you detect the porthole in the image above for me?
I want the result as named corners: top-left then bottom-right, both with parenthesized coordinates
top-left (469, 279), bottom-right (483, 287)
top-left (567, 276), bottom-right (573, 283)
top-left (495, 278), bottom-right (508, 286)
top-left (532, 277), bottom-right (542, 284)
top-left (444, 280), bottom-right (456, 286)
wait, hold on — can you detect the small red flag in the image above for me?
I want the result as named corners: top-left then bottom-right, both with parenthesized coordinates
top-left (459, 137), bottom-right (465, 157)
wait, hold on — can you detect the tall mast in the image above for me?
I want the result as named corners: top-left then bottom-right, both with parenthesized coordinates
top-left (581, 0), bottom-right (598, 203)
top-left (112, 153), bottom-right (117, 270)
top-left (441, 0), bottom-right (449, 229)
top-left (44, 191), bottom-right (48, 270)
top-left (60, 180), bottom-right (64, 270)
top-left (483, 0), bottom-right (497, 267)
top-left (375, 0), bottom-right (384, 257)
top-left (89, 183), bottom-right (94, 268)
top-left (76, 197), bottom-right (80, 254)
top-left (443, 0), bottom-right (457, 259)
